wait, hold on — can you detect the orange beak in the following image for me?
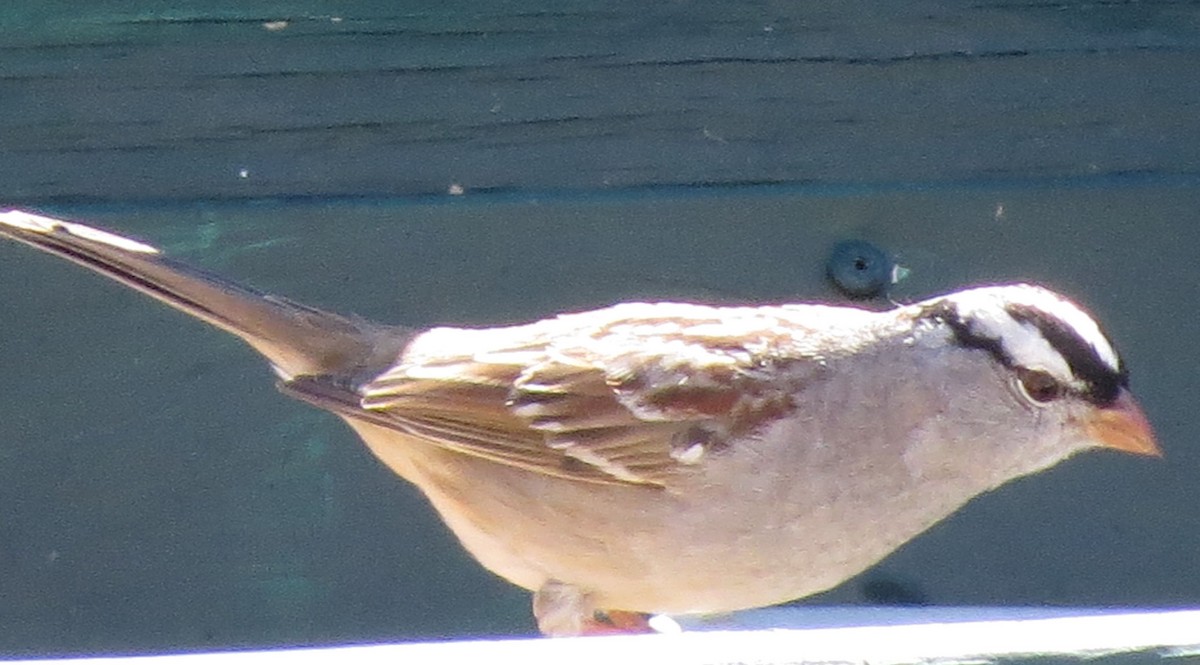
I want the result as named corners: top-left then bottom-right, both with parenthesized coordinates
top-left (1084, 390), bottom-right (1161, 457)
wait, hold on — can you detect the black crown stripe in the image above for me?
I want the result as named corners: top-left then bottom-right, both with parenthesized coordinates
top-left (1004, 303), bottom-right (1126, 405)
top-left (921, 300), bottom-right (1124, 406)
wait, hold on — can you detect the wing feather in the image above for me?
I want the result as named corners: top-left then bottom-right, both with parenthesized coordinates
top-left (352, 303), bottom-right (839, 486)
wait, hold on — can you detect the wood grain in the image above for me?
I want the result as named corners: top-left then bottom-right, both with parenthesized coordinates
top-left (1, 1), bottom-right (1198, 203)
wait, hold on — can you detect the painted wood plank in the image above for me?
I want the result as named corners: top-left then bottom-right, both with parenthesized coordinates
top-left (1, 1), bottom-right (1198, 202)
top-left (5, 608), bottom-right (1200, 665)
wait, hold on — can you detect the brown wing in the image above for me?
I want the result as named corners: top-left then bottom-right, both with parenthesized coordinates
top-left (348, 303), bottom-right (833, 488)
top-left (279, 374), bottom-right (627, 482)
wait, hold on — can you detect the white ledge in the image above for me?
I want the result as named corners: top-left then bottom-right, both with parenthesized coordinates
top-left (9, 607), bottom-right (1200, 665)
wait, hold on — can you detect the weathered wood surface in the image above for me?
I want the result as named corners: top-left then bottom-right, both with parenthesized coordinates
top-left (1, 1), bottom-right (1198, 657)
top-left (2, 1), bottom-right (1199, 203)
top-left (3, 187), bottom-right (1197, 654)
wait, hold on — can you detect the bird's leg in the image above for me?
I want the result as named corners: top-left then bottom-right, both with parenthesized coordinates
top-left (532, 580), bottom-right (653, 636)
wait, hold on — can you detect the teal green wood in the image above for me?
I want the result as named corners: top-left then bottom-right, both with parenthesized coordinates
top-left (0, 181), bottom-right (1195, 653)
top-left (0, 2), bottom-right (1198, 202)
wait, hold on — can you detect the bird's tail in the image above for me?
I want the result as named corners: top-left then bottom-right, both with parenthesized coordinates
top-left (0, 209), bottom-right (407, 380)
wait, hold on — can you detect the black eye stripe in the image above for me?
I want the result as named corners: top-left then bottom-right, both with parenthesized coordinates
top-left (920, 300), bottom-right (1015, 366)
top-left (920, 299), bottom-right (1125, 407)
top-left (1004, 304), bottom-right (1126, 404)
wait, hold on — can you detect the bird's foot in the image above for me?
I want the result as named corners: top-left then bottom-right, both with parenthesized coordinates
top-left (532, 580), bottom-right (654, 636)
top-left (581, 608), bottom-right (654, 635)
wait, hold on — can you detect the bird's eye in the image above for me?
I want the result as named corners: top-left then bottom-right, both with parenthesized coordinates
top-left (1015, 368), bottom-right (1062, 405)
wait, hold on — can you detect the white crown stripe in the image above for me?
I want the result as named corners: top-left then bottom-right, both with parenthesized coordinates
top-left (948, 284), bottom-right (1120, 383)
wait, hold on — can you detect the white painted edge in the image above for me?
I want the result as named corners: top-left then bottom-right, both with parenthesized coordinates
top-left (7, 607), bottom-right (1200, 665)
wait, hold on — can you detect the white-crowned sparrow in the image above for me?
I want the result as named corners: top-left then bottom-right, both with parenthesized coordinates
top-left (0, 210), bottom-right (1158, 636)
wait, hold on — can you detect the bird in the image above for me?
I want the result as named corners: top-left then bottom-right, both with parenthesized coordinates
top-left (0, 209), bottom-right (1159, 636)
